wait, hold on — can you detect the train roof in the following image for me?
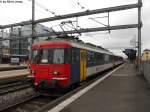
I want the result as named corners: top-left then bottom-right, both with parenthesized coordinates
top-left (32, 39), bottom-right (114, 55)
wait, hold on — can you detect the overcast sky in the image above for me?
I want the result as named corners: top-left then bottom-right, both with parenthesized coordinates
top-left (0, 0), bottom-right (149, 57)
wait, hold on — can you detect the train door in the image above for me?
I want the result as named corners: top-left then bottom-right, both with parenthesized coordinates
top-left (80, 49), bottom-right (86, 82)
top-left (71, 48), bottom-right (80, 84)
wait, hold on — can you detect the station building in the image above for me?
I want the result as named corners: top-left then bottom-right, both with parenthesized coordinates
top-left (9, 24), bottom-right (51, 63)
top-left (142, 49), bottom-right (150, 61)
top-left (0, 30), bottom-right (10, 63)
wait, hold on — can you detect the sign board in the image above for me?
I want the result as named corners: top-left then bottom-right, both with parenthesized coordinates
top-left (11, 57), bottom-right (20, 65)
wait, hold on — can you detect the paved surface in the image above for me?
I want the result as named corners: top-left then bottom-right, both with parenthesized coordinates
top-left (61, 63), bottom-right (150, 112)
top-left (0, 64), bottom-right (27, 72)
top-left (0, 64), bottom-right (27, 68)
top-left (0, 69), bottom-right (29, 80)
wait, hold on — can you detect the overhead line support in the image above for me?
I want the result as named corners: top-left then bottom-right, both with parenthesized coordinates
top-left (0, 24), bottom-right (139, 40)
top-left (0, 3), bottom-right (141, 29)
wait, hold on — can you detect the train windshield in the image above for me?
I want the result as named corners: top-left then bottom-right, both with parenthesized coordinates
top-left (32, 49), bottom-right (68, 64)
top-left (53, 49), bottom-right (64, 64)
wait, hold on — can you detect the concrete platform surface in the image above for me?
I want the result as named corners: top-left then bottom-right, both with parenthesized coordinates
top-left (0, 64), bottom-right (27, 68)
top-left (0, 69), bottom-right (29, 80)
top-left (60, 63), bottom-right (150, 112)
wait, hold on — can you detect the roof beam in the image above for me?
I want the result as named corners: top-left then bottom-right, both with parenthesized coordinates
top-left (0, 24), bottom-right (140, 41)
top-left (0, 2), bottom-right (142, 29)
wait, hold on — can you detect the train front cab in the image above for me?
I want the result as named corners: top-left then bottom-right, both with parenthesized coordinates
top-left (30, 48), bottom-right (72, 90)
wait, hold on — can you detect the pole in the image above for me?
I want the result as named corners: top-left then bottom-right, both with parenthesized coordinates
top-left (0, 30), bottom-right (3, 63)
top-left (30, 0), bottom-right (35, 60)
top-left (108, 12), bottom-right (110, 33)
top-left (138, 0), bottom-right (142, 74)
top-left (10, 27), bottom-right (13, 64)
top-left (18, 28), bottom-right (21, 64)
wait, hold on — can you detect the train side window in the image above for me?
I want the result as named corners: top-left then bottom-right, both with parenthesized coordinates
top-left (65, 49), bottom-right (71, 64)
top-left (98, 53), bottom-right (103, 64)
top-left (104, 54), bottom-right (109, 64)
top-left (71, 48), bottom-right (79, 64)
top-left (86, 51), bottom-right (91, 62)
top-left (72, 48), bottom-right (77, 64)
top-left (92, 52), bottom-right (96, 63)
top-left (86, 51), bottom-right (93, 63)
top-left (110, 55), bottom-right (113, 63)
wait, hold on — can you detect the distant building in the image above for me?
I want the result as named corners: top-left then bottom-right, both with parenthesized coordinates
top-left (9, 24), bottom-right (51, 62)
top-left (0, 30), bottom-right (10, 63)
top-left (142, 49), bottom-right (150, 61)
top-left (1, 46), bottom-right (10, 63)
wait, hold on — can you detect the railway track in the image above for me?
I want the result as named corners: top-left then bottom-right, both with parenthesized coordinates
top-left (0, 65), bottom-right (122, 112)
top-left (0, 81), bottom-right (31, 95)
top-left (2, 95), bottom-right (55, 112)
top-left (0, 87), bottom-right (36, 112)
top-left (0, 79), bottom-right (35, 111)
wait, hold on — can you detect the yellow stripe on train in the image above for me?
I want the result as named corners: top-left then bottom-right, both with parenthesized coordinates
top-left (80, 49), bottom-right (86, 82)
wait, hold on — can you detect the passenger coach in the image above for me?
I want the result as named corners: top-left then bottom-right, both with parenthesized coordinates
top-left (29, 39), bottom-right (123, 90)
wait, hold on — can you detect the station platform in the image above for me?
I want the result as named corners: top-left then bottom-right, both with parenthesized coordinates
top-left (0, 64), bottom-right (27, 71)
top-left (0, 64), bottom-right (27, 68)
top-left (55, 63), bottom-right (150, 112)
top-left (0, 69), bottom-right (29, 80)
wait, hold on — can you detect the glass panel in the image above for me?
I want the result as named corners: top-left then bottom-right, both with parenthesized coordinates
top-left (65, 49), bottom-right (71, 64)
top-left (41, 49), bottom-right (49, 64)
top-left (32, 49), bottom-right (38, 63)
top-left (53, 49), bottom-right (64, 64)
top-left (48, 49), bottom-right (53, 64)
top-left (32, 48), bottom-right (68, 64)
top-left (104, 54), bottom-right (109, 64)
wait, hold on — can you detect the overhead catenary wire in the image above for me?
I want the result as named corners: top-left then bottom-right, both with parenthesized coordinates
top-left (74, 0), bottom-right (89, 11)
top-left (60, 20), bottom-right (82, 37)
top-left (26, 0), bottom-right (57, 16)
top-left (23, 1), bottom-right (52, 16)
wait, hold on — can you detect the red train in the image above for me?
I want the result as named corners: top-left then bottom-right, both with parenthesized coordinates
top-left (29, 39), bottom-right (123, 91)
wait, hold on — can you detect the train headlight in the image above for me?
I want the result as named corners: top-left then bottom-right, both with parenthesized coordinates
top-left (31, 70), bottom-right (35, 74)
top-left (53, 71), bottom-right (59, 75)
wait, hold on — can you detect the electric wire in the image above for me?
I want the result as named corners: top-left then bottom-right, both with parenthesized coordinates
top-left (26, 0), bottom-right (57, 16)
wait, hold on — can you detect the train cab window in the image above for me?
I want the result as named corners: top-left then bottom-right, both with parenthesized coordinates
top-left (53, 49), bottom-right (64, 64)
top-left (48, 49), bottom-right (53, 63)
top-left (32, 49), bottom-right (38, 63)
top-left (41, 49), bottom-right (49, 64)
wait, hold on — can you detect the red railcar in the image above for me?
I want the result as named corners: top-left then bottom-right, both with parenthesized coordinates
top-left (30, 41), bottom-right (72, 89)
top-left (29, 39), bottom-right (123, 91)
